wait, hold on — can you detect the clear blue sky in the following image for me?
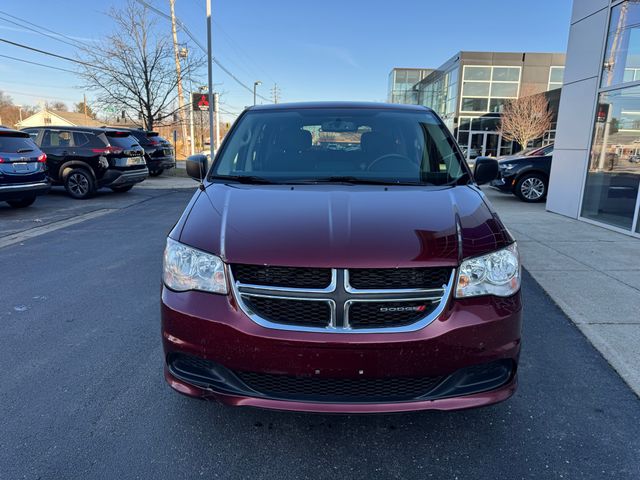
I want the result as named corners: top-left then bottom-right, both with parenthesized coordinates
top-left (0, 0), bottom-right (573, 122)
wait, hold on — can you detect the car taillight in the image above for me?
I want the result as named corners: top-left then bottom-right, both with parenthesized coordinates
top-left (0, 157), bottom-right (5, 163)
top-left (37, 152), bottom-right (47, 163)
top-left (149, 139), bottom-right (160, 146)
top-left (92, 146), bottom-right (124, 154)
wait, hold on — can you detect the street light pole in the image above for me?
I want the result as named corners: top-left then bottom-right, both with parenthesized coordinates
top-left (206, 0), bottom-right (215, 160)
top-left (253, 80), bottom-right (262, 106)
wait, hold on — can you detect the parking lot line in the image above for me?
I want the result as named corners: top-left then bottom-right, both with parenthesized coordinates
top-left (0, 208), bottom-right (117, 249)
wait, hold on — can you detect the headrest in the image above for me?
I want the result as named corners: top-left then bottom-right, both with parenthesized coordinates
top-left (360, 131), bottom-right (396, 155)
top-left (281, 128), bottom-right (312, 153)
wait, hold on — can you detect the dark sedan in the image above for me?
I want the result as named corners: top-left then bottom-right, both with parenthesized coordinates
top-left (491, 145), bottom-right (553, 202)
top-left (0, 127), bottom-right (49, 208)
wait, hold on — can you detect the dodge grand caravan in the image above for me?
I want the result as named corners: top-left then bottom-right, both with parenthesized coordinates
top-left (162, 102), bottom-right (522, 413)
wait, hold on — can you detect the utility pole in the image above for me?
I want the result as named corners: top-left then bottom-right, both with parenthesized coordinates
top-left (213, 92), bottom-right (220, 150)
top-left (169, 0), bottom-right (188, 157)
top-left (83, 93), bottom-right (88, 123)
top-left (206, 0), bottom-right (214, 160)
top-left (271, 83), bottom-right (281, 104)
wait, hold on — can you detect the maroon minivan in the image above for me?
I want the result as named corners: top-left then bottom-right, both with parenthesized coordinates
top-left (162, 102), bottom-right (522, 413)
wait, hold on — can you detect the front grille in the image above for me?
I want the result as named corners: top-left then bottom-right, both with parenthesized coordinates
top-left (348, 301), bottom-right (437, 329)
top-left (243, 296), bottom-right (331, 328)
top-left (237, 371), bottom-right (443, 402)
top-left (232, 264), bottom-right (332, 289)
top-left (348, 267), bottom-right (451, 290)
top-left (233, 266), bottom-right (453, 332)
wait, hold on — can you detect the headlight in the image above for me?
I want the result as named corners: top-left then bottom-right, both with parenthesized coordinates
top-left (455, 243), bottom-right (520, 298)
top-left (163, 237), bottom-right (228, 294)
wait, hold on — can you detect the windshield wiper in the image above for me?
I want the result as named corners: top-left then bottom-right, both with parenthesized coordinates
top-left (209, 174), bottom-right (276, 184)
top-left (17, 148), bottom-right (34, 153)
top-left (297, 176), bottom-right (421, 186)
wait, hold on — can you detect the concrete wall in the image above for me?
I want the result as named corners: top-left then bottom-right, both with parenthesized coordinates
top-left (547, 1), bottom-right (610, 218)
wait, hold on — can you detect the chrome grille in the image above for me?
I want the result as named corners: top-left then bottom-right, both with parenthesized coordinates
top-left (231, 265), bottom-right (454, 333)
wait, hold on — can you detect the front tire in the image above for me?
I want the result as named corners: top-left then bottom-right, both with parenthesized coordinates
top-left (6, 196), bottom-right (36, 208)
top-left (110, 185), bottom-right (133, 193)
top-left (149, 169), bottom-right (164, 177)
top-left (64, 168), bottom-right (95, 199)
top-left (515, 173), bottom-right (547, 203)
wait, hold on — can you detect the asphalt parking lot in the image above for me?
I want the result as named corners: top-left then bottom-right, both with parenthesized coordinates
top-left (1, 186), bottom-right (639, 479)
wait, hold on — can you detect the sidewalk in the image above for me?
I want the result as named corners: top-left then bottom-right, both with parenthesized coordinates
top-left (485, 188), bottom-right (640, 397)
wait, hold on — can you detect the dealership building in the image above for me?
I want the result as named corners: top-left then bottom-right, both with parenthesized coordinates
top-left (389, 51), bottom-right (565, 161)
top-left (547, 0), bottom-right (640, 237)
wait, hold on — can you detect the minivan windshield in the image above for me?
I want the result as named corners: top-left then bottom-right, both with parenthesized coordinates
top-left (211, 108), bottom-right (467, 185)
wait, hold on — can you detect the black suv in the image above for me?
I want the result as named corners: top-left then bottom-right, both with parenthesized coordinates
top-left (491, 144), bottom-right (553, 202)
top-left (22, 127), bottom-right (148, 199)
top-left (0, 127), bottom-right (50, 208)
top-left (110, 127), bottom-right (175, 176)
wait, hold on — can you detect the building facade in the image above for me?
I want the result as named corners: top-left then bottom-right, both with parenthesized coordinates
top-left (548, 0), bottom-right (640, 238)
top-left (387, 68), bottom-right (433, 104)
top-left (388, 52), bottom-right (565, 160)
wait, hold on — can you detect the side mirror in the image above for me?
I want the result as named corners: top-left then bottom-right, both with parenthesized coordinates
top-left (473, 157), bottom-right (499, 185)
top-left (186, 154), bottom-right (208, 182)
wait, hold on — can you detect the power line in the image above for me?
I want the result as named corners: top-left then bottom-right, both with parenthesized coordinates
top-left (0, 11), bottom-right (89, 51)
top-left (0, 53), bottom-right (76, 73)
top-left (0, 37), bottom-right (96, 68)
top-left (133, 0), bottom-right (271, 102)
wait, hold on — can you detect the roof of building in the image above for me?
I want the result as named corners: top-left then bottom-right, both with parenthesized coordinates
top-left (16, 109), bottom-right (104, 128)
top-left (46, 110), bottom-right (104, 127)
top-left (248, 101), bottom-right (431, 112)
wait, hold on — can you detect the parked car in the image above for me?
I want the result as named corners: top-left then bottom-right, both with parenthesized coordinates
top-left (161, 102), bottom-right (522, 413)
top-left (0, 127), bottom-right (49, 208)
top-left (108, 127), bottom-right (175, 177)
top-left (21, 127), bottom-right (148, 199)
top-left (491, 147), bottom-right (552, 202)
top-left (497, 143), bottom-right (554, 161)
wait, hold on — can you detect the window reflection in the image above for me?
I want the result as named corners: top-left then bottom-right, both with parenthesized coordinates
top-left (602, 0), bottom-right (640, 88)
top-left (582, 87), bottom-right (640, 230)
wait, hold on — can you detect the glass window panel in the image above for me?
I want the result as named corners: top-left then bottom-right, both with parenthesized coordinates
top-left (492, 67), bottom-right (520, 82)
top-left (490, 82), bottom-right (519, 97)
top-left (602, 1), bottom-right (640, 88)
top-left (457, 131), bottom-right (469, 146)
top-left (549, 67), bottom-right (564, 83)
top-left (460, 97), bottom-right (488, 112)
top-left (463, 66), bottom-right (491, 81)
top-left (480, 117), bottom-right (501, 131)
top-left (489, 98), bottom-right (510, 113)
top-left (459, 117), bottom-right (472, 130)
top-left (462, 81), bottom-right (490, 96)
top-left (406, 70), bottom-right (420, 84)
top-left (471, 118), bottom-right (482, 130)
top-left (581, 87), bottom-right (640, 230)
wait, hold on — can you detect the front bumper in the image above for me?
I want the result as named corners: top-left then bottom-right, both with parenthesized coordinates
top-left (161, 287), bottom-right (522, 413)
top-left (0, 181), bottom-right (50, 201)
top-left (491, 173), bottom-right (515, 192)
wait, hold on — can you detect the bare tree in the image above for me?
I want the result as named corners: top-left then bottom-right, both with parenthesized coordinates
top-left (0, 91), bottom-right (36, 126)
top-left (45, 101), bottom-right (68, 111)
top-left (77, 0), bottom-right (202, 131)
top-left (499, 87), bottom-right (553, 151)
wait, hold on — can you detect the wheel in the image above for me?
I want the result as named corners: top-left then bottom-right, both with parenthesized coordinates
top-left (149, 169), bottom-right (164, 177)
top-left (515, 173), bottom-right (547, 202)
top-left (110, 185), bottom-right (133, 193)
top-left (64, 168), bottom-right (95, 199)
top-left (6, 196), bottom-right (36, 208)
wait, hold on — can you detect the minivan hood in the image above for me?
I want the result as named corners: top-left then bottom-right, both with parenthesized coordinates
top-left (177, 184), bottom-right (512, 268)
